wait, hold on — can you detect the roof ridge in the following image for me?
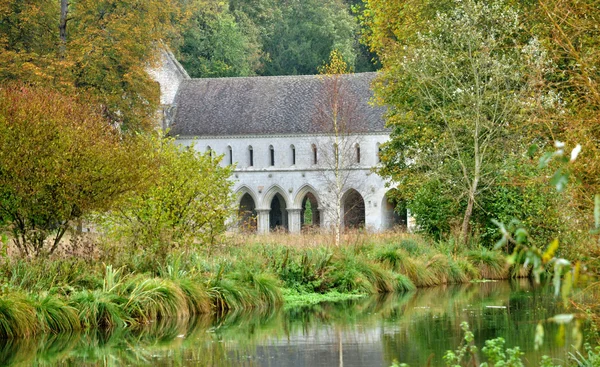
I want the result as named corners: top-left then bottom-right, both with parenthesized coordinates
top-left (184, 72), bottom-right (378, 83)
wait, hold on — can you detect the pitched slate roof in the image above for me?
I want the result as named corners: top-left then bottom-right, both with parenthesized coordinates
top-left (169, 72), bottom-right (387, 137)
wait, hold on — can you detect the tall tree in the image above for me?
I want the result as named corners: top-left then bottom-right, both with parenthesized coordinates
top-left (316, 50), bottom-right (365, 246)
top-left (370, 0), bottom-right (543, 242)
top-left (525, 0), bottom-right (600, 212)
top-left (0, 0), bottom-right (196, 131)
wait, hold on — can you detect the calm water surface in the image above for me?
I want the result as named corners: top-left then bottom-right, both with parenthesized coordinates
top-left (1, 280), bottom-right (589, 366)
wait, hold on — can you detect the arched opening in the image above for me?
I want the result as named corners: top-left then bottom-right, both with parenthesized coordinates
top-left (300, 192), bottom-right (320, 230)
top-left (238, 193), bottom-right (257, 232)
top-left (269, 193), bottom-right (288, 231)
top-left (355, 143), bottom-right (361, 164)
top-left (343, 189), bottom-right (365, 229)
top-left (207, 146), bottom-right (212, 158)
top-left (227, 146), bottom-right (233, 165)
top-left (381, 189), bottom-right (407, 230)
top-left (290, 145), bottom-right (296, 166)
top-left (248, 146), bottom-right (254, 167)
top-left (269, 145), bottom-right (275, 166)
top-left (312, 144), bottom-right (318, 164)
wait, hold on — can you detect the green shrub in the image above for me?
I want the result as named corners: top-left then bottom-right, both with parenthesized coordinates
top-left (99, 135), bottom-right (234, 257)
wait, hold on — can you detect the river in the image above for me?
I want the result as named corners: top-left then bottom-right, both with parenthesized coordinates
top-left (1, 280), bottom-right (588, 366)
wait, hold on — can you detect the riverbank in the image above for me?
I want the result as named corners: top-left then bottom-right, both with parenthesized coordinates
top-left (1, 281), bottom-right (589, 367)
top-left (0, 233), bottom-right (521, 338)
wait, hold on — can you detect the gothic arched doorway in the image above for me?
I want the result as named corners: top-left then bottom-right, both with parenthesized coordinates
top-left (300, 192), bottom-right (320, 230)
top-left (238, 193), bottom-right (257, 232)
top-left (342, 189), bottom-right (365, 229)
top-left (381, 189), bottom-right (407, 230)
top-left (269, 193), bottom-right (288, 231)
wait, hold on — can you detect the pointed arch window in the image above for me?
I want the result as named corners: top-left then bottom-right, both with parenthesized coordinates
top-left (355, 143), bottom-right (361, 164)
top-left (248, 146), bottom-right (254, 167)
top-left (291, 145), bottom-right (296, 166)
top-left (207, 146), bottom-right (213, 159)
top-left (228, 146), bottom-right (233, 165)
top-left (312, 144), bottom-right (318, 165)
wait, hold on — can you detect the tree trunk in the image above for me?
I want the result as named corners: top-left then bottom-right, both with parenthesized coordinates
top-left (461, 172), bottom-right (479, 245)
top-left (59, 0), bottom-right (69, 55)
top-left (460, 194), bottom-right (474, 245)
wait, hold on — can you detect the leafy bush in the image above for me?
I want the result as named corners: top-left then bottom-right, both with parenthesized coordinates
top-left (100, 135), bottom-right (234, 257)
top-left (0, 85), bottom-right (152, 257)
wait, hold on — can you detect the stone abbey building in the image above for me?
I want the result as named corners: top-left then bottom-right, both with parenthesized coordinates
top-left (149, 50), bottom-right (409, 233)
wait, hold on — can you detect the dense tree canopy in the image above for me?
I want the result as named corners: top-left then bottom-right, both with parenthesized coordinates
top-left (361, 0), bottom-right (578, 243)
top-left (0, 0), bottom-right (196, 131)
top-left (179, 2), bottom-right (262, 78)
top-left (178, 0), bottom-right (378, 78)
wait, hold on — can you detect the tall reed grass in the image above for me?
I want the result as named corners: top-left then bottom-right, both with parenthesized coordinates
top-left (0, 232), bottom-right (518, 339)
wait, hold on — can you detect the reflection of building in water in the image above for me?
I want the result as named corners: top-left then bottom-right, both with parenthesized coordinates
top-left (149, 50), bottom-right (414, 233)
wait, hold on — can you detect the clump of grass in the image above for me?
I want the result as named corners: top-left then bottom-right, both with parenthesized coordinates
top-left (394, 274), bottom-right (416, 293)
top-left (159, 258), bottom-right (212, 315)
top-left (175, 278), bottom-right (212, 315)
top-left (467, 248), bottom-right (507, 279)
top-left (376, 247), bottom-right (437, 288)
top-left (70, 289), bottom-right (129, 329)
top-left (0, 292), bottom-right (39, 338)
top-left (246, 272), bottom-right (283, 307)
top-left (376, 245), bottom-right (405, 270)
top-left (354, 260), bottom-right (395, 293)
top-left (425, 254), bottom-right (451, 284)
top-left (208, 276), bottom-right (249, 312)
top-left (447, 258), bottom-right (470, 283)
top-left (32, 293), bottom-right (80, 333)
top-left (328, 253), bottom-right (376, 294)
top-left (455, 258), bottom-right (480, 280)
top-left (122, 276), bottom-right (188, 324)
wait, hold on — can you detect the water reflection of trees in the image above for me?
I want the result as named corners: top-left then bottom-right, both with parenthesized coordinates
top-left (0, 280), bottom-right (580, 367)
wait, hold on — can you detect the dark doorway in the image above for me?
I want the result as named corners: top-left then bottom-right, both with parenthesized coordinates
top-left (343, 189), bottom-right (365, 229)
top-left (269, 193), bottom-right (288, 231)
top-left (239, 193), bottom-right (257, 232)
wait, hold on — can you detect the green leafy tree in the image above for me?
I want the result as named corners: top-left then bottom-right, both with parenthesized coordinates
top-left (373, 0), bottom-right (544, 242)
top-left (102, 136), bottom-right (234, 256)
top-left (179, 3), bottom-right (262, 78)
top-left (0, 85), bottom-right (153, 257)
top-left (262, 0), bottom-right (358, 76)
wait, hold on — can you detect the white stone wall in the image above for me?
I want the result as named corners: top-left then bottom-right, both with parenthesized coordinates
top-left (176, 133), bottom-right (406, 232)
top-left (147, 49), bottom-right (189, 106)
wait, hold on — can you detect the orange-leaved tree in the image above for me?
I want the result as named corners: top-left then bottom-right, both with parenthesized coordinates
top-left (0, 84), bottom-right (154, 256)
top-left (0, 0), bottom-right (199, 131)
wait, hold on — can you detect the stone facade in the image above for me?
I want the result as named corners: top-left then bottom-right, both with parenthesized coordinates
top-left (151, 50), bottom-right (410, 233)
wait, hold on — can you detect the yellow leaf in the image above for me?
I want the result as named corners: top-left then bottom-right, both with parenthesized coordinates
top-left (542, 238), bottom-right (559, 263)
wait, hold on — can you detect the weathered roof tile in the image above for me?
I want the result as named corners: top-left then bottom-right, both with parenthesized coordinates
top-left (169, 72), bottom-right (387, 136)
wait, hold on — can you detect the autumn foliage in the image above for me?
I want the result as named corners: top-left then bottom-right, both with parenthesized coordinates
top-left (0, 85), bottom-right (153, 256)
